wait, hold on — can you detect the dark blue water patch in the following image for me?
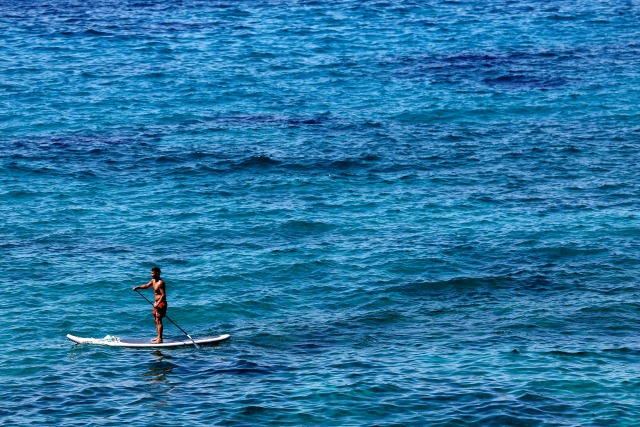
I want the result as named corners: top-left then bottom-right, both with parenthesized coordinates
top-left (329, 158), bottom-right (376, 171)
top-left (389, 276), bottom-right (514, 296)
top-left (381, 49), bottom-right (585, 90)
top-left (293, 342), bottom-right (324, 350)
top-left (2, 135), bottom-right (146, 155)
top-left (0, 137), bottom-right (155, 177)
top-left (278, 220), bottom-right (337, 234)
top-left (202, 360), bottom-right (275, 376)
top-left (4, 161), bottom-right (61, 176)
top-left (4, 118), bottom-right (633, 184)
top-left (158, 153), bottom-right (387, 178)
top-left (154, 155), bottom-right (182, 163)
top-left (483, 74), bottom-right (569, 90)
top-left (546, 14), bottom-right (579, 22)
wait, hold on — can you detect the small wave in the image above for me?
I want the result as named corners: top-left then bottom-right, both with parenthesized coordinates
top-left (561, 146), bottom-right (581, 153)
top-left (155, 155), bottom-right (181, 163)
top-left (390, 277), bottom-right (511, 295)
top-left (241, 406), bottom-right (270, 415)
top-left (211, 113), bottom-right (331, 128)
top-left (3, 189), bottom-right (40, 198)
top-left (84, 29), bottom-right (111, 36)
top-left (516, 392), bottom-right (558, 403)
top-left (602, 347), bottom-right (640, 355)
top-left (547, 350), bottom-right (594, 357)
top-left (186, 151), bottom-right (224, 160)
top-left (330, 159), bottom-right (366, 170)
top-left (578, 306), bottom-right (618, 314)
top-left (348, 309), bottom-right (405, 326)
top-left (294, 342), bottom-right (324, 349)
top-left (237, 155), bottom-right (281, 168)
top-left (362, 154), bottom-right (381, 161)
top-left (142, 72), bottom-right (166, 79)
top-left (597, 183), bottom-right (629, 191)
top-left (276, 155), bottom-right (382, 174)
top-left (532, 246), bottom-right (609, 257)
top-left (547, 14), bottom-right (578, 21)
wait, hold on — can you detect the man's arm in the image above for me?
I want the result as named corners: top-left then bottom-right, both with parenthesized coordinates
top-left (132, 281), bottom-right (152, 291)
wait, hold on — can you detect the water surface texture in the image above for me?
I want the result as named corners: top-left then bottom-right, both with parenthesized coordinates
top-left (2, 1), bottom-right (640, 426)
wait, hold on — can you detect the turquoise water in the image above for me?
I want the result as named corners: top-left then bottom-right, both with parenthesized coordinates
top-left (2, 1), bottom-right (640, 425)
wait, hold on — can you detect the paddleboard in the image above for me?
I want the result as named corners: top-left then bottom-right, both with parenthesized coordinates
top-left (66, 333), bottom-right (230, 348)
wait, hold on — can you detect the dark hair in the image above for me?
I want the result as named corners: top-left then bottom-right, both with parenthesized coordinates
top-left (151, 267), bottom-right (161, 274)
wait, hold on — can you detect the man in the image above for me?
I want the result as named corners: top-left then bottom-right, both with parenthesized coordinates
top-left (133, 267), bottom-right (167, 343)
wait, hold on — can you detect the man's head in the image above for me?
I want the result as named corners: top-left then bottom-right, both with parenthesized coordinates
top-left (151, 267), bottom-right (161, 277)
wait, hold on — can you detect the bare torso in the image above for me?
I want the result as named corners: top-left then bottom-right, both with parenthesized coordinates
top-left (152, 278), bottom-right (166, 304)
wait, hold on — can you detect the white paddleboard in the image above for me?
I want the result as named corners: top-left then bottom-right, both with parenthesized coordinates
top-left (66, 333), bottom-right (230, 348)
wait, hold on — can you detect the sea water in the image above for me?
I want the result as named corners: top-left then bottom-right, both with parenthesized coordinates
top-left (1, 1), bottom-right (639, 425)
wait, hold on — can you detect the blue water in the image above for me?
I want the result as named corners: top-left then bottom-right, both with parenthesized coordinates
top-left (2, 1), bottom-right (640, 425)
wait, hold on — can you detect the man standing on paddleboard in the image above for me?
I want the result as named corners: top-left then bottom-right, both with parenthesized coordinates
top-left (132, 267), bottom-right (167, 343)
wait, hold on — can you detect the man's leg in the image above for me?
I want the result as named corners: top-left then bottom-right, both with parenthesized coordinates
top-left (153, 317), bottom-right (163, 343)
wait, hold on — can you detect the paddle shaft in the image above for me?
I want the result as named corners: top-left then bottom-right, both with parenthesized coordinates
top-left (134, 289), bottom-right (200, 349)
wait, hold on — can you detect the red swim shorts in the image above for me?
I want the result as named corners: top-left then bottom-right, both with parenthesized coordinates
top-left (153, 301), bottom-right (167, 319)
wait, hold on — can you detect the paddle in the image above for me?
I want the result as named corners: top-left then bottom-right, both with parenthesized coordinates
top-left (134, 289), bottom-right (200, 349)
